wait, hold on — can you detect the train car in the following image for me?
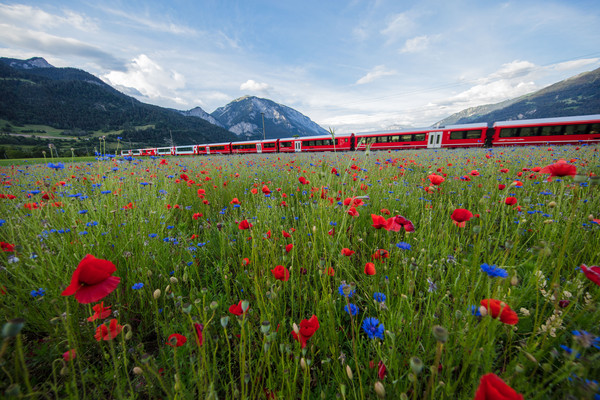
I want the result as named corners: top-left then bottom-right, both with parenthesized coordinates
top-left (175, 145), bottom-right (196, 156)
top-left (440, 123), bottom-right (489, 148)
top-left (231, 140), bottom-right (260, 154)
top-left (203, 142), bottom-right (231, 155)
top-left (278, 138), bottom-right (301, 153)
top-left (300, 134), bottom-right (354, 152)
top-left (140, 148), bottom-right (157, 156)
top-left (120, 150), bottom-right (133, 156)
top-left (260, 139), bottom-right (279, 153)
top-left (354, 129), bottom-right (429, 151)
top-left (157, 146), bottom-right (176, 156)
top-left (492, 114), bottom-right (600, 146)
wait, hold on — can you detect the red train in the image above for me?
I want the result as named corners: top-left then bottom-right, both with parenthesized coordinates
top-left (121, 114), bottom-right (600, 157)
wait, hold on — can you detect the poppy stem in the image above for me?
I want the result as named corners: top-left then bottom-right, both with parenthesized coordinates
top-left (347, 297), bottom-right (365, 399)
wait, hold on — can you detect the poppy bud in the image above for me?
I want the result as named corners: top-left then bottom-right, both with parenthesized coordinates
top-left (410, 356), bottom-right (423, 374)
top-left (123, 324), bottom-right (133, 340)
top-left (2, 318), bottom-right (25, 338)
top-left (293, 323), bottom-right (300, 335)
top-left (300, 357), bottom-right (308, 371)
top-left (133, 366), bottom-right (143, 375)
top-left (170, 277), bottom-right (178, 284)
top-left (374, 381), bottom-right (385, 398)
top-left (510, 275), bottom-right (519, 286)
top-left (515, 364), bottom-right (525, 373)
top-left (182, 303), bottom-right (192, 314)
top-left (261, 321), bottom-right (271, 335)
top-left (548, 201), bottom-right (557, 208)
top-left (346, 365), bottom-right (353, 380)
top-left (220, 316), bottom-right (229, 328)
top-left (241, 300), bottom-right (250, 313)
top-left (479, 306), bottom-right (488, 317)
top-left (209, 301), bottom-right (218, 310)
top-left (153, 289), bottom-right (161, 299)
top-left (432, 325), bottom-right (448, 343)
top-left (588, 214), bottom-right (595, 221)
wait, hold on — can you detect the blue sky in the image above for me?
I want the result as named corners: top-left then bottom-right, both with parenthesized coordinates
top-left (1, 0), bottom-right (599, 133)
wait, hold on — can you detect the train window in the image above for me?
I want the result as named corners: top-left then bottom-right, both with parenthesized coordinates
top-left (450, 131), bottom-right (465, 140)
top-left (590, 123), bottom-right (600, 134)
top-left (564, 125), bottom-right (586, 135)
top-left (540, 126), bottom-right (563, 136)
top-left (465, 130), bottom-right (482, 139)
top-left (177, 146), bottom-right (194, 152)
top-left (413, 134), bottom-right (425, 142)
top-left (263, 142), bottom-right (276, 148)
top-left (499, 128), bottom-right (517, 137)
top-left (519, 127), bottom-right (537, 136)
top-left (281, 141), bottom-right (292, 147)
top-left (399, 134), bottom-right (411, 142)
top-left (211, 146), bottom-right (225, 150)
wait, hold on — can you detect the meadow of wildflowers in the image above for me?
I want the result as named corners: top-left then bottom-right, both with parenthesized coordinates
top-left (0, 146), bottom-right (599, 399)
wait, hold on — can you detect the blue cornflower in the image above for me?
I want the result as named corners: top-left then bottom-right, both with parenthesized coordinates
top-left (149, 233), bottom-right (158, 238)
top-left (30, 288), bottom-right (46, 297)
top-left (572, 330), bottom-right (600, 350)
top-left (362, 317), bottom-right (384, 339)
top-left (132, 283), bottom-right (144, 290)
top-left (480, 263), bottom-right (508, 278)
top-left (396, 242), bottom-right (411, 250)
top-left (79, 210), bottom-right (88, 214)
top-left (338, 283), bottom-right (355, 298)
top-left (470, 305), bottom-right (482, 317)
top-left (344, 304), bottom-right (359, 316)
top-left (48, 162), bottom-right (65, 170)
top-left (373, 292), bottom-right (386, 303)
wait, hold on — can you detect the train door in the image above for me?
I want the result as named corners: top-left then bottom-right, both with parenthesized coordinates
top-left (294, 141), bottom-right (302, 152)
top-left (427, 131), bottom-right (443, 148)
top-left (206, 146), bottom-right (210, 155)
top-left (257, 143), bottom-right (262, 154)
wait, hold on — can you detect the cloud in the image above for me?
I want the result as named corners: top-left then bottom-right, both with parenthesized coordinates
top-left (356, 65), bottom-right (396, 85)
top-left (548, 58), bottom-right (600, 72)
top-left (0, 24), bottom-right (124, 70)
top-left (102, 54), bottom-right (186, 104)
top-left (380, 12), bottom-right (418, 42)
top-left (97, 5), bottom-right (198, 36)
top-left (240, 79), bottom-right (272, 93)
top-left (0, 4), bottom-right (98, 31)
top-left (399, 35), bottom-right (431, 53)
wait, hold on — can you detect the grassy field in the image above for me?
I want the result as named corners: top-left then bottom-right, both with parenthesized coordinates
top-left (0, 146), bottom-right (598, 399)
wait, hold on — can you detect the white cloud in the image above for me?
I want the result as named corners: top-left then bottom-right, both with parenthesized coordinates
top-left (240, 79), bottom-right (272, 92)
top-left (102, 54), bottom-right (186, 103)
top-left (0, 4), bottom-right (98, 31)
top-left (356, 65), bottom-right (396, 85)
top-left (0, 23), bottom-right (124, 69)
top-left (380, 12), bottom-right (417, 41)
top-left (400, 35), bottom-right (431, 53)
top-left (98, 6), bottom-right (198, 36)
top-left (548, 58), bottom-right (600, 72)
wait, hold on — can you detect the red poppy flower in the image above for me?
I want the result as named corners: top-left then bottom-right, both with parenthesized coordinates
top-left (238, 220), bottom-right (252, 230)
top-left (159, 159), bottom-right (168, 165)
top-left (474, 373), bottom-right (523, 400)
top-left (347, 207), bottom-right (359, 217)
top-left (62, 255), bottom-right (121, 304)
top-left (87, 301), bottom-right (112, 322)
top-left (63, 349), bottom-right (76, 362)
top-left (242, 258), bottom-right (250, 266)
top-left (364, 262), bottom-right (376, 275)
top-left (262, 185), bottom-right (271, 195)
top-left (292, 315), bottom-right (320, 348)
top-left (229, 300), bottom-right (249, 316)
top-left (298, 177), bottom-right (310, 185)
top-left (480, 299), bottom-right (519, 325)
top-left (271, 265), bottom-right (290, 281)
top-left (451, 209), bottom-right (473, 228)
top-left (371, 214), bottom-right (388, 229)
top-left (371, 249), bottom-right (389, 261)
top-left (166, 333), bottom-right (187, 347)
top-left (470, 170), bottom-right (480, 176)
top-left (180, 174), bottom-right (189, 181)
top-left (498, 184), bottom-right (506, 190)
top-left (504, 197), bottom-right (517, 206)
top-left (230, 198), bottom-right (241, 205)
top-left (194, 323), bottom-right (203, 347)
top-left (580, 264), bottom-right (600, 286)
top-left (341, 248), bottom-right (355, 257)
top-left (386, 215), bottom-right (415, 232)
top-left (193, 213), bottom-right (203, 220)
top-left (540, 160), bottom-right (577, 177)
top-left (94, 318), bottom-right (123, 341)
top-left (0, 242), bottom-right (15, 252)
top-left (380, 208), bottom-right (391, 215)
top-left (285, 243), bottom-right (294, 253)
top-left (282, 230), bottom-right (291, 238)
top-left (378, 361), bottom-right (387, 380)
top-left (428, 174), bottom-right (445, 186)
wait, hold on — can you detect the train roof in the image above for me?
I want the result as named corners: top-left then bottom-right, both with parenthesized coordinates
top-left (355, 122), bottom-right (488, 135)
top-left (493, 114), bottom-right (600, 127)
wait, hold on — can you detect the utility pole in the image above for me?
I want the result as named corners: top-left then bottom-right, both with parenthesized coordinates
top-left (261, 112), bottom-right (266, 141)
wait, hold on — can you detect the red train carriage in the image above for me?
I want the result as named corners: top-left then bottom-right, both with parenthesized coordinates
top-left (439, 123), bottom-right (489, 148)
top-left (354, 129), bottom-right (429, 151)
top-left (492, 115), bottom-right (600, 146)
top-left (231, 140), bottom-right (260, 154)
top-left (278, 138), bottom-right (300, 153)
top-left (260, 139), bottom-right (279, 153)
top-left (175, 145), bottom-right (196, 156)
top-left (204, 142), bottom-right (231, 155)
top-left (140, 148), bottom-right (157, 156)
top-left (293, 134), bottom-right (354, 152)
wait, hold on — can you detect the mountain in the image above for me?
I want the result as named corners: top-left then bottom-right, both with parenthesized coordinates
top-left (179, 106), bottom-right (225, 128)
top-left (210, 96), bottom-right (328, 139)
top-left (0, 57), bottom-right (236, 156)
top-left (435, 67), bottom-right (600, 126)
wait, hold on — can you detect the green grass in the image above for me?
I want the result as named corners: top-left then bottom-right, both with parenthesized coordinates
top-left (0, 146), bottom-right (599, 399)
